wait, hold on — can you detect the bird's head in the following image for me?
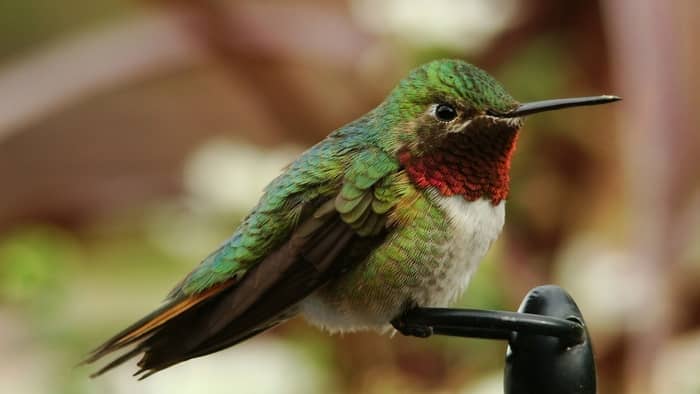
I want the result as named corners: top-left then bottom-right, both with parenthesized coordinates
top-left (373, 59), bottom-right (618, 203)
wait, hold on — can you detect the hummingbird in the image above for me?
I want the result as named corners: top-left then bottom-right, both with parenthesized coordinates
top-left (84, 59), bottom-right (619, 378)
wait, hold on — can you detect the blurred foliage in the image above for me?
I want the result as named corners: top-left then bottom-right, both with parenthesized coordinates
top-left (0, 0), bottom-right (133, 59)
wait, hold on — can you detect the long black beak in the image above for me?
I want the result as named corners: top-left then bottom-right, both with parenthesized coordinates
top-left (492, 95), bottom-right (621, 118)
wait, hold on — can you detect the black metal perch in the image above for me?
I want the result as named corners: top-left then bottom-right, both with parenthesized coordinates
top-left (391, 285), bottom-right (596, 394)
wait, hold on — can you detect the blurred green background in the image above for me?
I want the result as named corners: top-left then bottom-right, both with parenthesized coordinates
top-left (0, 1), bottom-right (698, 393)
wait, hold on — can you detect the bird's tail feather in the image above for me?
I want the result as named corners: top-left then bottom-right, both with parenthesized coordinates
top-left (83, 201), bottom-right (359, 378)
top-left (82, 279), bottom-right (236, 377)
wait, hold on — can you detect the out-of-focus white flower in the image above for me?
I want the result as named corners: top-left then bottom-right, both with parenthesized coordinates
top-left (351, 0), bottom-right (519, 52)
top-left (554, 236), bottom-right (637, 335)
top-left (183, 139), bottom-right (302, 213)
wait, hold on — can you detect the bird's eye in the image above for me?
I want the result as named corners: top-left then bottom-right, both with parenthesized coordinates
top-left (434, 104), bottom-right (458, 122)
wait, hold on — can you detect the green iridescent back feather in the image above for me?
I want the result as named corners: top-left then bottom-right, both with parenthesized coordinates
top-left (170, 117), bottom-right (400, 296)
top-left (312, 184), bottom-right (454, 320)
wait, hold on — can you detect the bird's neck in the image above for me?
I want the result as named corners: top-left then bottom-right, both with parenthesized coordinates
top-left (399, 128), bottom-right (519, 205)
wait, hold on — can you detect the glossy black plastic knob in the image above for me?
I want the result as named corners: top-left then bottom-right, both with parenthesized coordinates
top-left (504, 285), bottom-right (596, 394)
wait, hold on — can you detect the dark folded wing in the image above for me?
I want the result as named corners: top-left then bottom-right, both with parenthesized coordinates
top-left (86, 199), bottom-right (377, 378)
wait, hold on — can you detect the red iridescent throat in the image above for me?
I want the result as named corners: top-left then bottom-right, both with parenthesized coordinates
top-left (399, 127), bottom-right (519, 204)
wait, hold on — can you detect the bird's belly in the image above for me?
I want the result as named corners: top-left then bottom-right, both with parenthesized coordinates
top-left (300, 195), bottom-right (505, 333)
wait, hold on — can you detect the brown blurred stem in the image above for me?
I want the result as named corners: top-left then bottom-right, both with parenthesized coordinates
top-left (156, 0), bottom-right (374, 141)
top-left (603, 1), bottom-right (696, 393)
top-left (0, 11), bottom-right (201, 144)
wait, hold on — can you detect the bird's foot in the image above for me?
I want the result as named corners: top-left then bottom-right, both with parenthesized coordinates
top-left (391, 312), bottom-right (433, 338)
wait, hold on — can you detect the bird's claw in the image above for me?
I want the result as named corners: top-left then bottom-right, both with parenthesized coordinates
top-left (391, 317), bottom-right (434, 338)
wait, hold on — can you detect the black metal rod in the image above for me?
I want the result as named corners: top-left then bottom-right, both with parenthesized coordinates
top-left (395, 307), bottom-right (585, 344)
top-left (392, 286), bottom-right (596, 393)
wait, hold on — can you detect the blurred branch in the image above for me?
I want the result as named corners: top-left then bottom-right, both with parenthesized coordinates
top-left (159, 0), bottom-right (377, 139)
top-left (0, 10), bottom-right (201, 144)
top-left (164, 0), bottom-right (371, 65)
top-left (479, 0), bottom-right (609, 85)
top-left (0, 1), bottom-right (379, 144)
top-left (602, 0), bottom-right (696, 393)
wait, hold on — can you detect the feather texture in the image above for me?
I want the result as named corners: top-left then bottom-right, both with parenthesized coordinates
top-left (85, 138), bottom-right (401, 377)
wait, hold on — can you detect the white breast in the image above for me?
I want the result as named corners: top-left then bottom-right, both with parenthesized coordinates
top-left (429, 195), bottom-right (505, 306)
